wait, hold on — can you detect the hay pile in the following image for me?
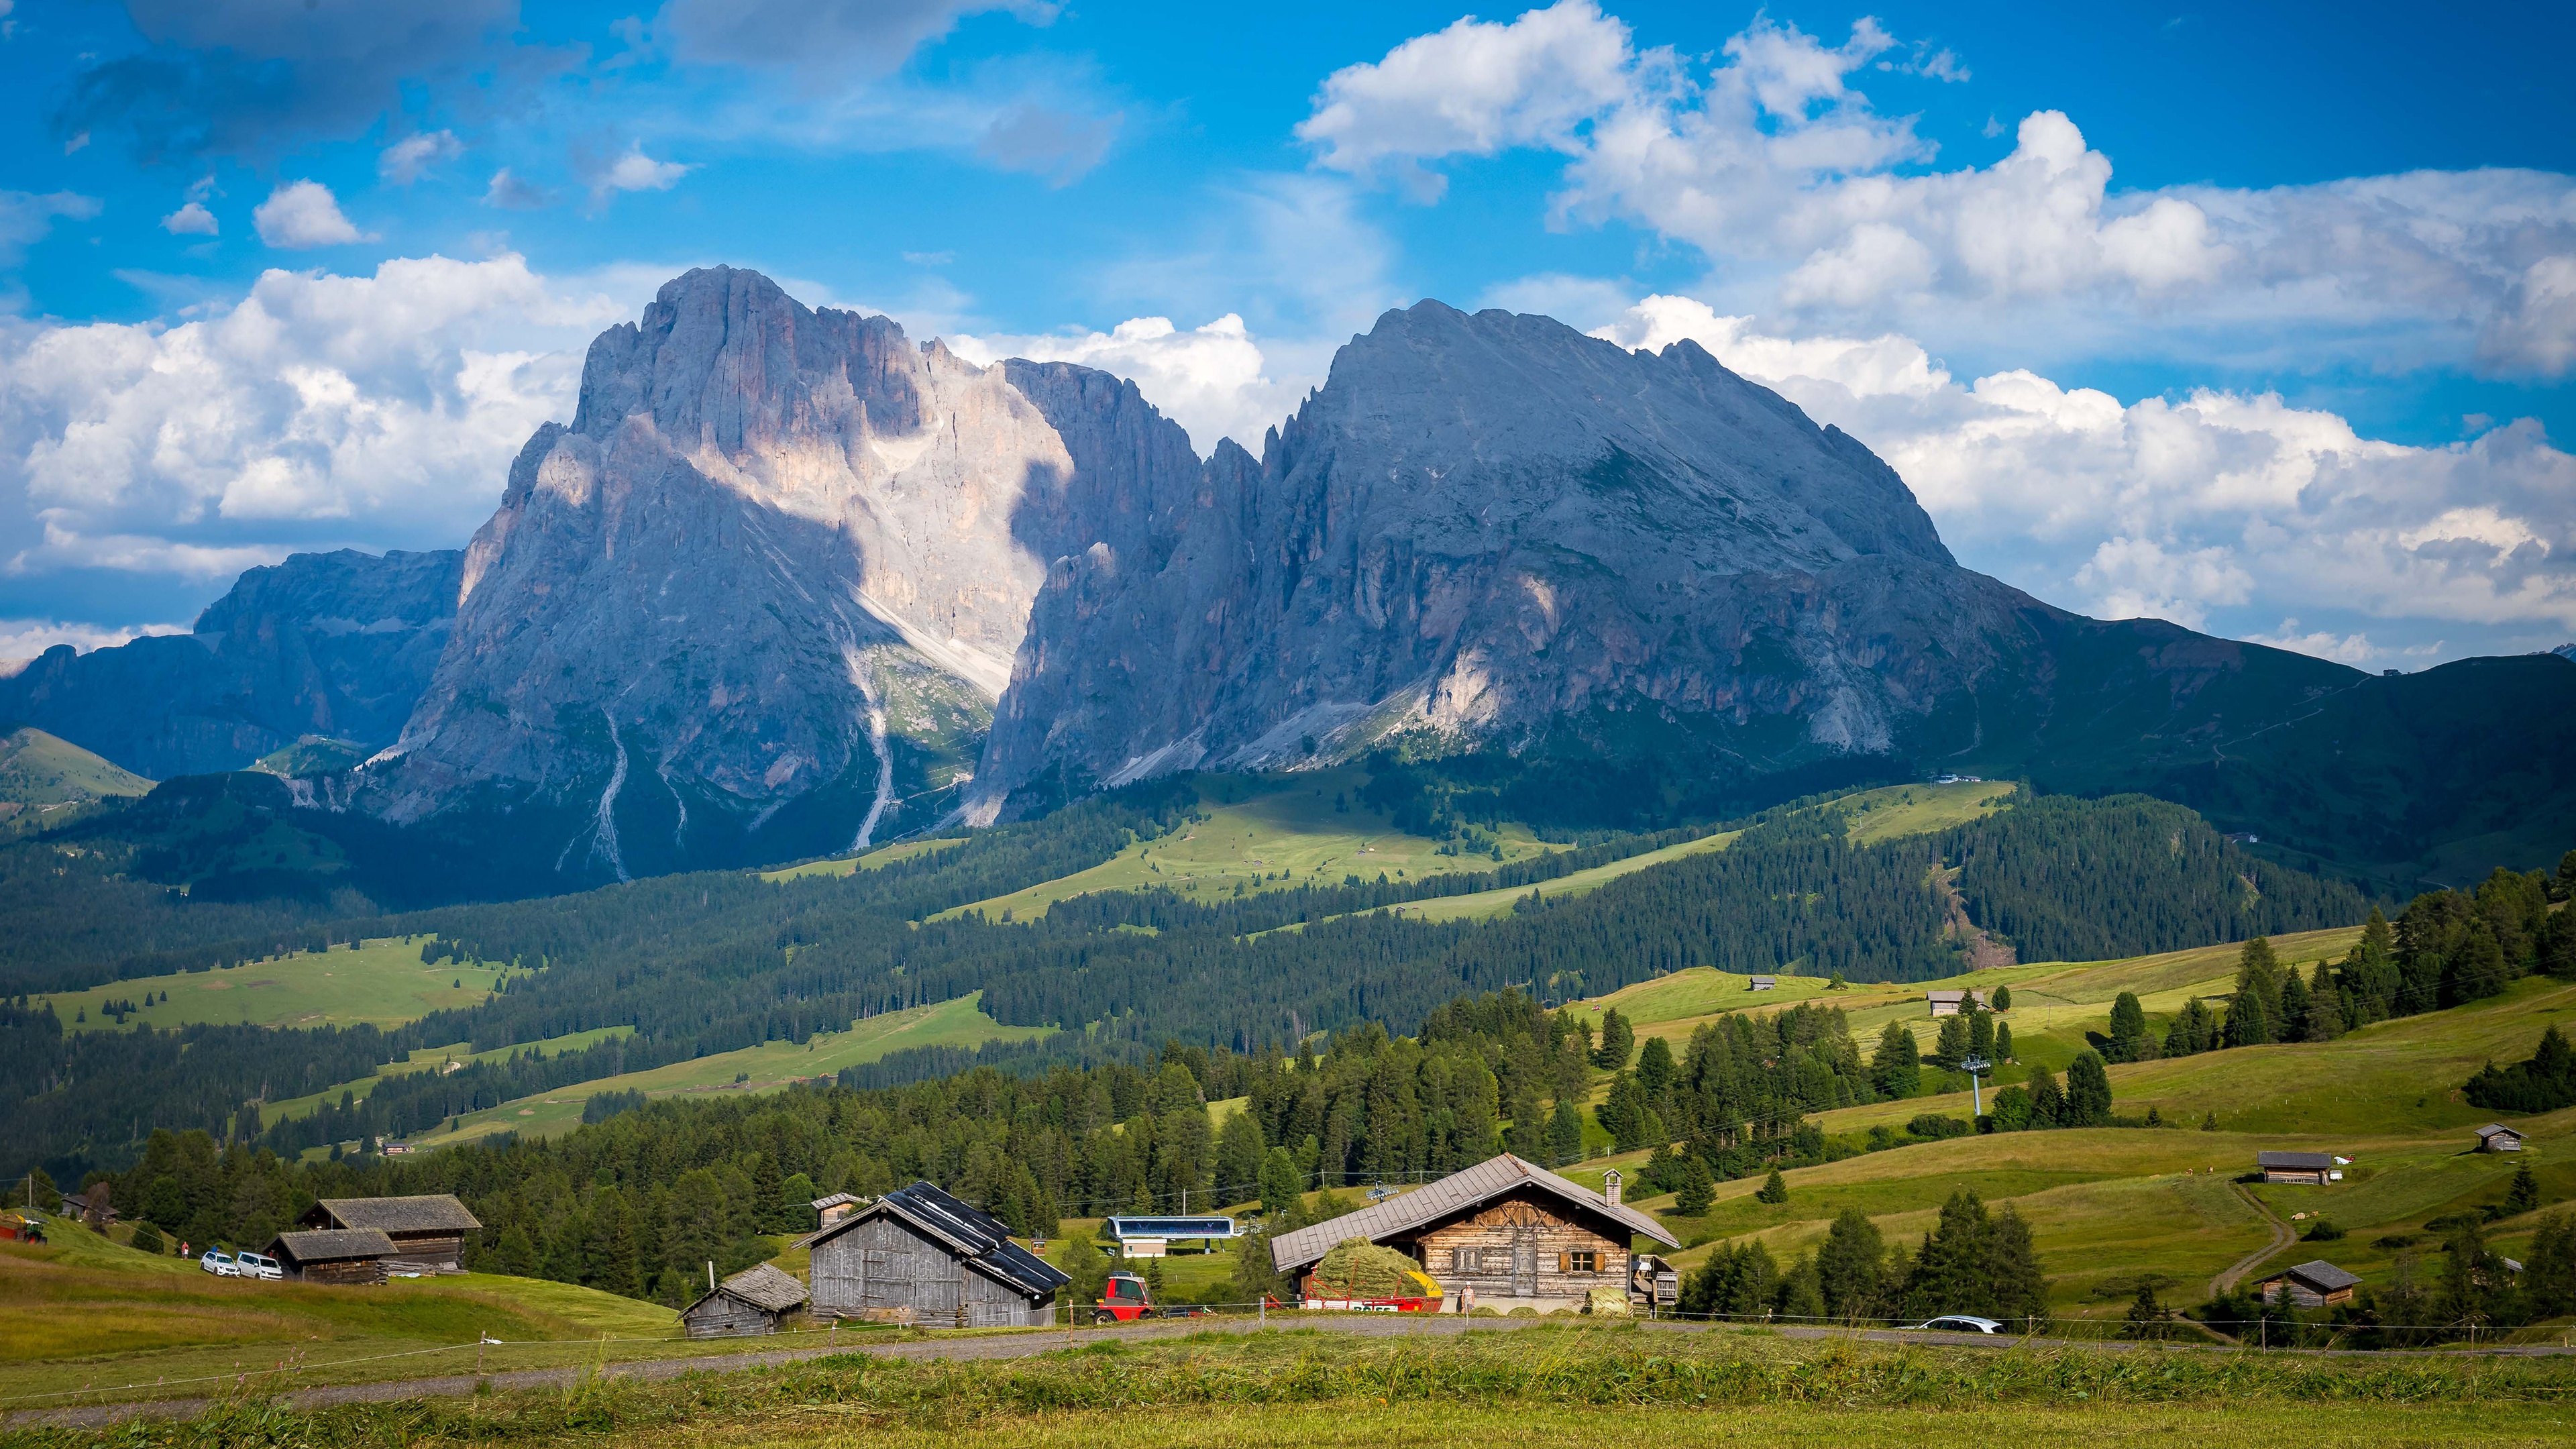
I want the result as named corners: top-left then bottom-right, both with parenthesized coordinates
top-left (1311, 1238), bottom-right (1421, 1297)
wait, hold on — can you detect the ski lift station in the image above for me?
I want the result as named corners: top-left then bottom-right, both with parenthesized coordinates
top-left (1101, 1216), bottom-right (1242, 1258)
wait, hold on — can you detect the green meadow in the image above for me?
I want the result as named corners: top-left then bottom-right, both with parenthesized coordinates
top-left (39, 938), bottom-right (508, 1034)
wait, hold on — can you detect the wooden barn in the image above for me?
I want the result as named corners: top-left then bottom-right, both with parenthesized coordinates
top-left (265, 1228), bottom-right (394, 1285)
top-left (2474, 1124), bottom-right (2526, 1153)
top-left (298, 1195), bottom-right (480, 1273)
top-left (2255, 1150), bottom-right (2336, 1186)
top-left (1925, 990), bottom-right (1989, 1018)
top-left (682, 1263), bottom-right (810, 1338)
top-left (803, 1181), bottom-right (1069, 1328)
top-left (1271, 1153), bottom-right (1678, 1313)
top-left (2259, 1260), bottom-right (2361, 1308)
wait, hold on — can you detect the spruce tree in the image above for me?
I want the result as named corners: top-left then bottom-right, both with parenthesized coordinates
top-left (2223, 987), bottom-right (2273, 1049)
top-left (2302, 961), bottom-right (2346, 1040)
top-left (2507, 1161), bottom-right (2540, 1217)
top-left (2237, 936), bottom-right (2285, 1023)
top-left (1816, 1208), bottom-right (1886, 1322)
top-left (1932, 1012), bottom-right (1970, 1067)
top-left (2119, 1279), bottom-right (2168, 1340)
top-left (2064, 1051), bottom-right (2114, 1126)
top-left (2025, 1066), bottom-right (2065, 1127)
top-left (1593, 1008), bottom-right (1635, 1070)
top-left (2444, 922), bottom-right (2510, 1006)
top-left (1986, 1205), bottom-right (2049, 1330)
top-left (1637, 1034), bottom-right (1676, 1099)
top-left (1675, 1154), bottom-right (1715, 1216)
top-left (1991, 984), bottom-right (2012, 1012)
top-left (1967, 1008), bottom-right (1996, 1063)
top-left (1547, 1097), bottom-right (1584, 1166)
top-left (1756, 1168), bottom-right (1789, 1205)
top-left (1870, 1021), bottom-right (1921, 1099)
top-left (1994, 1022), bottom-right (2014, 1063)
top-left (1257, 1146), bottom-right (1304, 1223)
top-left (2279, 971), bottom-right (2313, 1042)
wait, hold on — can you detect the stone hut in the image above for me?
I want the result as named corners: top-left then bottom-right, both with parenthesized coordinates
top-left (682, 1262), bottom-right (810, 1338)
top-left (803, 1181), bottom-right (1068, 1328)
top-left (266, 1228), bottom-right (395, 1285)
top-left (298, 1195), bottom-right (481, 1273)
top-left (1271, 1153), bottom-right (1678, 1313)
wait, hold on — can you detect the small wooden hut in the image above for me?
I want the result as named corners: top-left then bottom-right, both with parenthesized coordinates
top-left (298, 1195), bottom-right (481, 1273)
top-left (804, 1181), bottom-right (1068, 1328)
top-left (2258, 1260), bottom-right (2360, 1308)
top-left (2474, 1123), bottom-right (2526, 1153)
top-left (2255, 1150), bottom-right (2335, 1186)
top-left (266, 1228), bottom-right (394, 1285)
top-left (682, 1263), bottom-right (810, 1338)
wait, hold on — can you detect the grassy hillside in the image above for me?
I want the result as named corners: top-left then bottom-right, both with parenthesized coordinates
top-left (400, 992), bottom-right (1049, 1148)
top-left (37, 936), bottom-right (506, 1034)
top-left (0, 727), bottom-right (153, 836)
top-left (260, 1026), bottom-right (634, 1131)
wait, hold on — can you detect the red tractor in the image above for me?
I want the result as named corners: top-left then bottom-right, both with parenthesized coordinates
top-left (1093, 1272), bottom-right (1159, 1322)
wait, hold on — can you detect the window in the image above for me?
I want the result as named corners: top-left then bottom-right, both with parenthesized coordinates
top-left (1568, 1250), bottom-right (1598, 1273)
top-left (1448, 1247), bottom-right (1484, 1273)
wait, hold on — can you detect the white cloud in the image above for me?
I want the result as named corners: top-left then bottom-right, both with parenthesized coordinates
top-left (975, 104), bottom-right (1120, 187)
top-left (0, 616), bottom-right (187, 664)
top-left (251, 180), bottom-right (369, 248)
top-left (0, 191), bottom-right (103, 266)
top-left (379, 129), bottom-right (464, 185)
top-left (951, 313), bottom-right (1282, 456)
top-left (2241, 619), bottom-right (2378, 667)
top-left (1309, 5), bottom-right (2576, 378)
top-left (482, 168), bottom-right (552, 211)
top-left (586, 146), bottom-right (691, 205)
top-left (0, 253), bottom-right (635, 581)
top-left (1592, 292), bottom-right (2576, 653)
top-left (160, 201), bottom-right (218, 236)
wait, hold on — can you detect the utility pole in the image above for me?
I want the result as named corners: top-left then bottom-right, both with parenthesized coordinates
top-left (1962, 1055), bottom-right (1991, 1116)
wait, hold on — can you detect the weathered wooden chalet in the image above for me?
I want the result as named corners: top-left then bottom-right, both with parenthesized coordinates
top-left (682, 1263), bottom-right (810, 1338)
top-left (803, 1180), bottom-right (1069, 1328)
top-left (2259, 1260), bottom-right (2361, 1308)
top-left (298, 1195), bottom-right (480, 1273)
top-left (2474, 1123), bottom-right (2526, 1153)
top-left (1271, 1153), bottom-right (1679, 1313)
top-left (2255, 1150), bottom-right (2336, 1186)
top-left (266, 1228), bottom-right (394, 1285)
top-left (1925, 989), bottom-right (1989, 1018)
top-left (1748, 976), bottom-right (1777, 991)
top-left (812, 1192), bottom-right (865, 1227)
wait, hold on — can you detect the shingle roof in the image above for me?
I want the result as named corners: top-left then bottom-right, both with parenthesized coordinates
top-left (313, 1195), bottom-right (482, 1233)
top-left (1270, 1154), bottom-right (1680, 1273)
top-left (1925, 989), bottom-right (1987, 1004)
top-left (811, 1192), bottom-right (864, 1210)
top-left (270, 1228), bottom-right (396, 1262)
top-left (804, 1181), bottom-right (1071, 1299)
top-left (2273, 1260), bottom-right (2361, 1293)
top-left (2256, 1151), bottom-right (2336, 1171)
top-left (2475, 1123), bottom-right (2523, 1140)
top-left (714, 1262), bottom-right (810, 1313)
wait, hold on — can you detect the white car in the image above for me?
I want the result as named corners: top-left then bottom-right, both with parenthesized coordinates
top-left (235, 1250), bottom-right (284, 1281)
top-left (1907, 1315), bottom-right (2006, 1334)
top-left (200, 1249), bottom-right (237, 1277)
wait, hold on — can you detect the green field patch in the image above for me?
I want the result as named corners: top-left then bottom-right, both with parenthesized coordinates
top-left (1834, 780), bottom-right (2021, 844)
top-left (0, 726), bottom-right (153, 817)
top-left (405, 993), bottom-right (1049, 1147)
top-left (759, 836), bottom-right (969, 881)
top-left (40, 936), bottom-right (511, 1034)
top-left (262, 1026), bottom-right (635, 1132)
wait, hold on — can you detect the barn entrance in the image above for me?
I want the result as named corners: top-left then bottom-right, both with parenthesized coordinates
top-left (1511, 1229), bottom-right (1538, 1297)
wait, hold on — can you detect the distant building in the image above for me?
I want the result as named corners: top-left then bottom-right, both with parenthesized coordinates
top-left (1271, 1152), bottom-right (1678, 1313)
top-left (1102, 1215), bottom-right (1241, 1258)
top-left (682, 1263), bottom-right (810, 1338)
top-left (1748, 975), bottom-right (1777, 991)
top-left (811, 1192), bottom-right (865, 1227)
top-left (2473, 1124), bottom-right (2526, 1153)
top-left (2223, 832), bottom-right (2260, 845)
top-left (298, 1195), bottom-right (480, 1274)
top-left (266, 1228), bottom-right (394, 1285)
top-left (803, 1180), bottom-right (1068, 1328)
top-left (2256, 1151), bottom-right (2336, 1186)
top-left (1925, 989), bottom-right (1989, 1018)
top-left (2259, 1260), bottom-right (2360, 1308)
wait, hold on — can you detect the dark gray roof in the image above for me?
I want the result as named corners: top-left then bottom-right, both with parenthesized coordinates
top-left (270, 1228), bottom-right (396, 1261)
top-left (2475, 1123), bottom-right (2523, 1140)
top-left (1271, 1153), bottom-right (1679, 1273)
top-left (2271, 1260), bottom-right (2361, 1293)
top-left (313, 1195), bottom-right (482, 1233)
top-left (706, 1262), bottom-right (809, 1313)
top-left (805, 1181), bottom-right (1071, 1299)
top-left (2256, 1151), bottom-right (2335, 1171)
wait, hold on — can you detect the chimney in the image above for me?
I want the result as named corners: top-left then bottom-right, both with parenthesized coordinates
top-left (1602, 1169), bottom-right (1622, 1208)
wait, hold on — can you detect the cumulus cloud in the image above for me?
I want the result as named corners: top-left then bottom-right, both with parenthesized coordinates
top-left (160, 201), bottom-right (218, 235)
top-left (0, 191), bottom-right (102, 266)
top-left (0, 253), bottom-right (633, 584)
top-left (0, 617), bottom-right (188, 664)
top-left (379, 129), bottom-right (465, 185)
top-left (1309, 4), bottom-right (2576, 377)
top-left (951, 314), bottom-right (1283, 455)
top-left (1592, 292), bottom-right (2576, 657)
top-left (482, 168), bottom-right (553, 211)
top-left (584, 146), bottom-right (691, 206)
top-left (252, 181), bottom-right (370, 248)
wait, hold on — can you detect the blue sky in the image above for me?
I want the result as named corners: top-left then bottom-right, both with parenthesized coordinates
top-left (2, 1), bottom-right (2571, 668)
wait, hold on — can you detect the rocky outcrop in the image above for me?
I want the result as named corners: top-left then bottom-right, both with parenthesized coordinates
top-left (973, 301), bottom-right (2360, 818)
top-left (0, 549), bottom-right (462, 780)
top-left (362, 267), bottom-right (1201, 881)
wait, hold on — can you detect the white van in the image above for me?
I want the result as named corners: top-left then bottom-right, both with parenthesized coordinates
top-left (234, 1250), bottom-right (284, 1281)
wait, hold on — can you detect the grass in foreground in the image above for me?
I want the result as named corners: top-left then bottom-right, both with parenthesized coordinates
top-left (11, 1324), bottom-right (2576, 1448)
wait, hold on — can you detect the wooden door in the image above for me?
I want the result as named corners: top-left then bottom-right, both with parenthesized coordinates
top-left (1511, 1228), bottom-right (1538, 1297)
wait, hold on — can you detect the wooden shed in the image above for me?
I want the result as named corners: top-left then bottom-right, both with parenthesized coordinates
top-left (266, 1228), bottom-right (394, 1285)
top-left (2255, 1150), bottom-right (2336, 1186)
top-left (1271, 1153), bottom-right (1678, 1313)
top-left (2259, 1260), bottom-right (2361, 1308)
top-left (1925, 990), bottom-right (1989, 1018)
top-left (803, 1181), bottom-right (1069, 1328)
top-left (2474, 1124), bottom-right (2525, 1153)
top-left (682, 1262), bottom-right (810, 1338)
top-left (1748, 976), bottom-right (1777, 991)
top-left (812, 1192), bottom-right (865, 1227)
top-left (298, 1195), bottom-right (480, 1273)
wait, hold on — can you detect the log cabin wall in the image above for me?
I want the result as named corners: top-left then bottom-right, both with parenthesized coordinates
top-left (1405, 1190), bottom-right (1627, 1303)
top-left (382, 1232), bottom-right (466, 1271)
top-left (682, 1293), bottom-right (780, 1338)
top-left (292, 1257), bottom-right (387, 1286)
top-left (810, 1213), bottom-right (1050, 1328)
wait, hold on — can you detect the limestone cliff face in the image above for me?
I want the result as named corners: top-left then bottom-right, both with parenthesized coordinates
top-left (0, 548), bottom-right (462, 780)
top-left (973, 301), bottom-right (2357, 814)
top-left (365, 266), bottom-right (1199, 879)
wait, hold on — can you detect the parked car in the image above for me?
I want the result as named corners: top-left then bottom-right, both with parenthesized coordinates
top-left (1907, 1315), bottom-right (2006, 1334)
top-left (200, 1249), bottom-right (237, 1277)
top-left (234, 1250), bottom-right (284, 1281)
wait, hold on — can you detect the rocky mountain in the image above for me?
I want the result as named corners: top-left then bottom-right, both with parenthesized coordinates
top-left (970, 301), bottom-right (2359, 823)
top-left (359, 266), bottom-right (1201, 880)
top-left (0, 548), bottom-right (461, 780)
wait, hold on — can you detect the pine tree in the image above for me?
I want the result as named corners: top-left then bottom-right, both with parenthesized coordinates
top-left (2064, 1051), bottom-right (2114, 1126)
top-left (2107, 991), bottom-right (2148, 1062)
top-left (2279, 971), bottom-right (2314, 1042)
top-left (2165, 998), bottom-right (2218, 1057)
top-left (1932, 1012), bottom-right (1970, 1067)
top-left (1994, 1022), bottom-right (2014, 1063)
top-left (2236, 936), bottom-right (2285, 1024)
top-left (2119, 1279), bottom-right (2169, 1340)
top-left (1991, 984), bottom-right (2012, 1012)
top-left (496, 1224), bottom-right (540, 1277)
top-left (1756, 1168), bottom-right (1789, 1205)
top-left (2506, 1161), bottom-right (2540, 1217)
top-left (1986, 1205), bottom-right (2049, 1329)
top-left (2025, 1066), bottom-right (2065, 1126)
top-left (1057, 1224), bottom-right (1110, 1320)
top-left (1547, 1097), bottom-right (1584, 1166)
top-left (1870, 1021), bottom-right (1921, 1099)
top-left (1636, 1034), bottom-right (1676, 1099)
top-left (2302, 961), bottom-right (2346, 1040)
top-left (1967, 1008), bottom-right (1996, 1063)
top-left (1674, 1154), bottom-right (1715, 1216)
top-left (130, 1220), bottom-right (164, 1255)
top-left (1258, 1146), bottom-right (1305, 1223)
top-left (2443, 922), bottom-right (2510, 1006)
top-left (2223, 988), bottom-right (2273, 1049)
top-left (1816, 1208), bottom-right (1886, 1322)
top-left (1593, 1008), bottom-right (1635, 1070)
